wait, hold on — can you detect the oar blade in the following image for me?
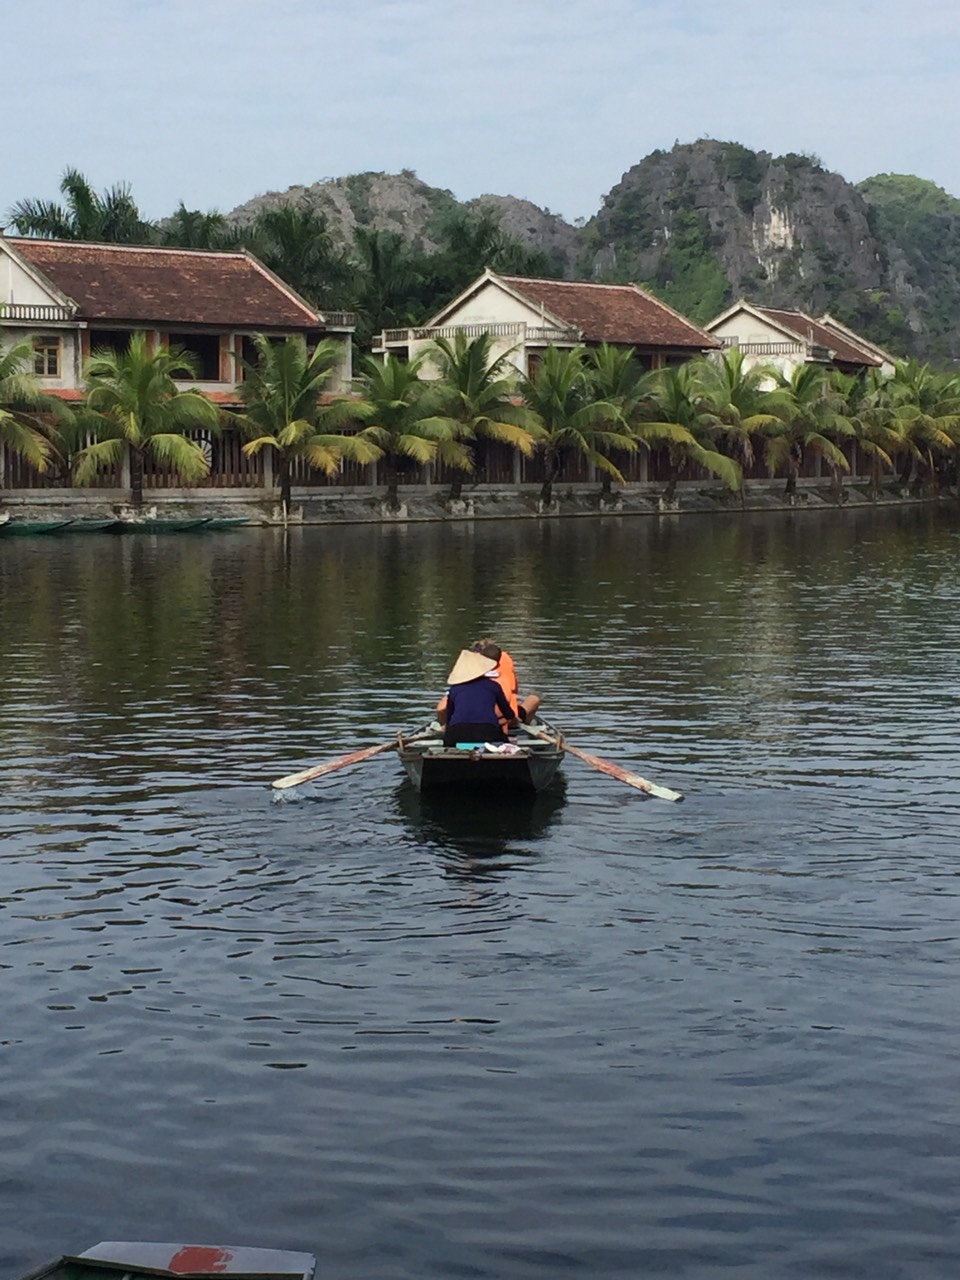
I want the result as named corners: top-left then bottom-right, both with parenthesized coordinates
top-left (271, 741), bottom-right (393, 790)
top-left (520, 724), bottom-right (683, 802)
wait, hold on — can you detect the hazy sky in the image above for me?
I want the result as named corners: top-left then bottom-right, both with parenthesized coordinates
top-left (4, 0), bottom-right (959, 226)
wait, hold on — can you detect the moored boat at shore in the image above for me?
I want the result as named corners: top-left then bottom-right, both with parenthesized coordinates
top-left (0, 517), bottom-right (75, 536)
top-left (397, 716), bottom-right (565, 792)
top-left (113, 517), bottom-right (212, 532)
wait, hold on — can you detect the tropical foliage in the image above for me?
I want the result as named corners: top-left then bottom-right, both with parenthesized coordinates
top-left (7, 330), bottom-right (960, 509)
top-left (427, 332), bottom-right (541, 498)
top-left (9, 168), bottom-right (154, 244)
top-left (236, 335), bottom-right (378, 520)
top-left (76, 333), bottom-right (221, 505)
top-left (0, 339), bottom-right (70, 473)
top-left (519, 347), bottom-right (634, 506)
top-left (344, 355), bottom-right (471, 511)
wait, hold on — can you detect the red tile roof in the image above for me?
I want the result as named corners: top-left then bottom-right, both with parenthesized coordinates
top-left (9, 238), bottom-right (320, 330)
top-left (755, 307), bottom-right (882, 367)
top-left (500, 276), bottom-right (718, 351)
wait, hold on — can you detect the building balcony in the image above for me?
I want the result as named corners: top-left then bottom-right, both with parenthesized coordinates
top-left (375, 319), bottom-right (582, 352)
top-left (0, 301), bottom-right (75, 324)
top-left (320, 311), bottom-right (357, 329)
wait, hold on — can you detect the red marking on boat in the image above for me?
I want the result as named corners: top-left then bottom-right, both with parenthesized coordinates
top-left (168, 1247), bottom-right (233, 1274)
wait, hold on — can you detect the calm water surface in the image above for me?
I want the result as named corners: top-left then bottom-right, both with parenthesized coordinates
top-left (2, 509), bottom-right (960, 1278)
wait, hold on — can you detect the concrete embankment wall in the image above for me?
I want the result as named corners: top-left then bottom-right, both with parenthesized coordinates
top-left (0, 480), bottom-right (951, 525)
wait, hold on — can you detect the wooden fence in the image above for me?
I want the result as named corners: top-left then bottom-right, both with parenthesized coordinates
top-left (2, 432), bottom-right (869, 494)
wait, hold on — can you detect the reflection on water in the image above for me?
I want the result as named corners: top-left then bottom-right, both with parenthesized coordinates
top-left (3, 509), bottom-right (960, 1279)
top-left (393, 779), bottom-right (567, 872)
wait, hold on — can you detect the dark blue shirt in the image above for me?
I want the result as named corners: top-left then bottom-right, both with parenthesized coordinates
top-left (446, 676), bottom-right (514, 728)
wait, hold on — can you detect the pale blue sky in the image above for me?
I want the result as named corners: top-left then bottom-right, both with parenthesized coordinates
top-left (4, 0), bottom-right (959, 226)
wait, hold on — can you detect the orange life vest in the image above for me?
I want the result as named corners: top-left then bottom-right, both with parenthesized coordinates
top-left (487, 650), bottom-right (519, 727)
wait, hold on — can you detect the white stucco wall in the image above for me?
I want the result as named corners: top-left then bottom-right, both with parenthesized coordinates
top-left (402, 280), bottom-right (558, 377)
top-left (0, 245), bottom-right (64, 308)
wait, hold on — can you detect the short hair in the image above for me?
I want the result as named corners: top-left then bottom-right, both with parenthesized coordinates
top-left (475, 640), bottom-right (501, 662)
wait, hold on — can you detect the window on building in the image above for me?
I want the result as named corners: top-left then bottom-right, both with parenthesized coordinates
top-left (33, 335), bottom-right (61, 376)
top-left (167, 332), bottom-right (222, 381)
top-left (89, 329), bottom-right (135, 357)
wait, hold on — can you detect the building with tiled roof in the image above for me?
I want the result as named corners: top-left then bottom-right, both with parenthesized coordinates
top-left (373, 268), bottom-right (718, 376)
top-left (705, 300), bottom-right (896, 379)
top-left (0, 234), bottom-right (356, 400)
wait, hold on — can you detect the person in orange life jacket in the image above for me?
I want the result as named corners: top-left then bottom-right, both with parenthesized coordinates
top-left (440, 650), bottom-right (514, 747)
top-left (474, 639), bottom-right (542, 725)
top-left (435, 640), bottom-right (542, 730)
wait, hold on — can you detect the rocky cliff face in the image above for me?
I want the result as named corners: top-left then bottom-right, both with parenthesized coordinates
top-left (226, 146), bottom-right (960, 361)
top-left (583, 142), bottom-right (903, 336)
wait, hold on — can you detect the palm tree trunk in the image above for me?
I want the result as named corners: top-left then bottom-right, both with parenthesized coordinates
top-left (278, 456), bottom-right (292, 524)
top-left (539, 450), bottom-right (561, 507)
top-left (130, 446), bottom-right (144, 507)
top-left (385, 457), bottom-right (400, 512)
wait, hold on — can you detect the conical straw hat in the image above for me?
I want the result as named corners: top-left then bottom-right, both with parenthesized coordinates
top-left (446, 649), bottom-right (496, 685)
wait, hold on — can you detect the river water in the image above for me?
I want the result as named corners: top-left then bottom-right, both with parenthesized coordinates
top-left (2, 507), bottom-right (959, 1279)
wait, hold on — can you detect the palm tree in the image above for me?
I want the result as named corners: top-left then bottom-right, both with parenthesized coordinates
top-left (584, 344), bottom-right (660, 496)
top-left (9, 168), bottom-right (154, 243)
top-left (346, 355), bottom-right (470, 512)
top-left (0, 339), bottom-right (68, 478)
top-left (237, 335), bottom-right (378, 523)
top-left (350, 227), bottom-right (423, 347)
top-left (75, 333), bottom-right (220, 505)
top-left (428, 331), bottom-right (541, 500)
top-left (885, 360), bottom-right (960, 490)
top-left (160, 203), bottom-right (243, 250)
top-left (244, 202), bottom-right (354, 308)
top-left (767, 364), bottom-right (851, 497)
top-left (827, 370), bottom-right (902, 499)
top-left (695, 349), bottom-right (783, 494)
top-left (634, 362), bottom-right (741, 502)
top-left (519, 346), bottom-right (633, 507)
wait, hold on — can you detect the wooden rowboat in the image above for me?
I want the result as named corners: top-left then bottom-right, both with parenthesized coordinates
top-left (17, 1242), bottom-right (316, 1280)
top-left (397, 716), bottom-right (565, 793)
top-left (0, 518), bottom-right (75, 536)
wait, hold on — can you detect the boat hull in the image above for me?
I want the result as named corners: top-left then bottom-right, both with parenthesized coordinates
top-left (0, 519), bottom-right (75, 536)
top-left (398, 719), bottom-right (564, 793)
top-left (19, 1242), bottom-right (315, 1280)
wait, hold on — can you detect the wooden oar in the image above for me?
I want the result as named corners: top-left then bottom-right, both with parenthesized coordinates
top-left (270, 725), bottom-right (439, 790)
top-left (521, 723), bottom-right (684, 802)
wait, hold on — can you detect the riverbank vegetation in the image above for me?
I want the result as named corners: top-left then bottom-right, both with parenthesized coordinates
top-left (3, 333), bottom-right (960, 512)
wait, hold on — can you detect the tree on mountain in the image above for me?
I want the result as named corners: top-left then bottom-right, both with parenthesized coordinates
top-left (8, 168), bottom-right (154, 243)
top-left (75, 333), bottom-right (220, 506)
